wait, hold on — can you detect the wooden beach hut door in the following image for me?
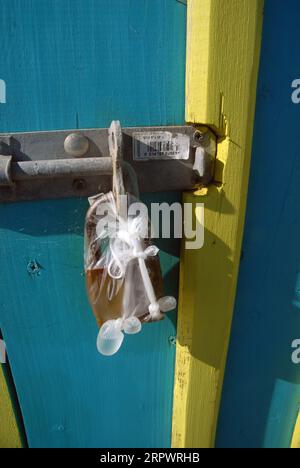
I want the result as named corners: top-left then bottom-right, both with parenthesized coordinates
top-left (0, 0), bottom-right (186, 447)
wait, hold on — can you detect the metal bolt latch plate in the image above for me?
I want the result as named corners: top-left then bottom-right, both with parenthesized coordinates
top-left (0, 125), bottom-right (216, 202)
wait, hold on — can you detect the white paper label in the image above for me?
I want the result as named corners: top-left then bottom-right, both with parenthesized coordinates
top-left (133, 131), bottom-right (190, 161)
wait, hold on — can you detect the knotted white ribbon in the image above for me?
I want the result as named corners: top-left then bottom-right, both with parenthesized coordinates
top-left (108, 230), bottom-right (159, 281)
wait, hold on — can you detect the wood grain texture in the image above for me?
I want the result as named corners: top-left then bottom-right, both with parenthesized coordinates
top-left (216, 0), bottom-right (300, 448)
top-left (0, 366), bottom-right (22, 447)
top-left (172, 0), bottom-right (264, 448)
top-left (0, 0), bottom-right (186, 447)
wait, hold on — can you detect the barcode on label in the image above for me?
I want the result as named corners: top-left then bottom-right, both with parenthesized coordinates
top-left (132, 131), bottom-right (190, 161)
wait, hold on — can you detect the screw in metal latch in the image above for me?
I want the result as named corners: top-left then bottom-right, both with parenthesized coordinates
top-left (64, 133), bottom-right (90, 158)
top-left (193, 130), bottom-right (205, 143)
top-left (72, 178), bottom-right (87, 191)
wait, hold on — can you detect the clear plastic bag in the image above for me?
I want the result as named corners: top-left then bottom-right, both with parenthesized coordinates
top-left (84, 191), bottom-right (177, 356)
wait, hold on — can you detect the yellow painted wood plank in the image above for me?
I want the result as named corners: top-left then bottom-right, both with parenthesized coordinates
top-left (291, 411), bottom-right (300, 448)
top-left (172, 0), bottom-right (264, 448)
top-left (0, 366), bottom-right (22, 448)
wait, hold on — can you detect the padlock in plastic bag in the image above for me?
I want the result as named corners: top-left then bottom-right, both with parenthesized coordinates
top-left (84, 121), bottom-right (177, 356)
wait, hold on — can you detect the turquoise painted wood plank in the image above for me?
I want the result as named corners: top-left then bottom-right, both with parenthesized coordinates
top-left (216, 0), bottom-right (300, 448)
top-left (0, 0), bottom-right (185, 132)
top-left (0, 0), bottom-right (186, 447)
